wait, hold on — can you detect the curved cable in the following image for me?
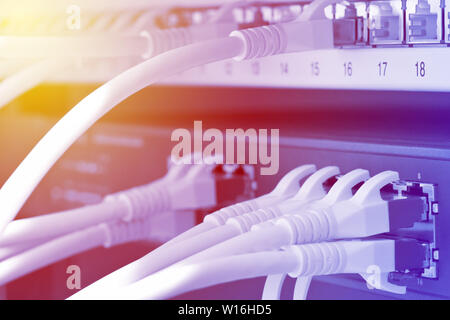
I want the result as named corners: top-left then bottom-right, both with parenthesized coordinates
top-left (72, 165), bottom-right (319, 298)
top-left (175, 222), bottom-right (289, 266)
top-left (0, 9), bottom-right (337, 238)
top-left (293, 276), bottom-right (313, 300)
top-left (0, 35), bottom-right (148, 59)
top-left (69, 223), bottom-right (239, 299)
top-left (261, 273), bottom-right (288, 300)
top-left (0, 200), bottom-right (128, 247)
top-left (112, 239), bottom-right (398, 300)
top-left (161, 221), bottom-right (217, 246)
top-left (0, 216), bottom-right (155, 286)
top-left (262, 274), bottom-right (312, 300)
top-left (0, 59), bottom-right (71, 110)
top-left (0, 36), bottom-right (244, 236)
top-left (0, 224), bottom-right (107, 286)
top-left (109, 251), bottom-right (298, 300)
top-left (0, 242), bottom-right (45, 262)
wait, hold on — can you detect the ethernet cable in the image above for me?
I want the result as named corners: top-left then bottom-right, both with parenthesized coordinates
top-left (166, 164), bottom-right (316, 245)
top-left (262, 271), bottom-right (313, 300)
top-left (1, 1), bottom-right (244, 57)
top-left (0, 200), bottom-right (129, 248)
top-left (0, 154), bottom-right (194, 247)
top-left (0, 35), bottom-right (150, 59)
top-left (0, 158), bottom-right (230, 247)
top-left (0, 0), bottom-right (340, 238)
top-left (0, 59), bottom-right (71, 110)
top-left (0, 40), bottom-right (243, 234)
top-left (0, 217), bottom-right (156, 286)
top-left (0, 157), bottom-right (253, 284)
top-left (69, 165), bottom-right (318, 299)
top-left (0, 22), bottom-right (241, 59)
top-left (70, 166), bottom-right (338, 300)
top-left (273, 171), bottom-right (423, 243)
top-left (116, 167), bottom-right (366, 298)
top-left (111, 239), bottom-right (426, 300)
top-left (0, 241), bottom-right (50, 262)
top-left (175, 170), bottom-right (424, 270)
top-left (262, 168), bottom-right (369, 300)
top-left (168, 168), bottom-right (368, 267)
top-left (146, 169), bottom-right (423, 300)
top-left (0, 1), bottom-right (242, 109)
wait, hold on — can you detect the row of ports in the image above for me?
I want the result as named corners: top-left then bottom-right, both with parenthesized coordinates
top-left (0, 0), bottom-right (447, 45)
top-left (338, 0), bottom-right (448, 45)
top-left (161, 0), bottom-right (450, 45)
top-left (0, 0), bottom-right (446, 45)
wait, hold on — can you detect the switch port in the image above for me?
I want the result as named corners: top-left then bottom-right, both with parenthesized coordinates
top-left (407, 0), bottom-right (441, 43)
top-left (387, 180), bottom-right (439, 280)
top-left (370, 1), bottom-right (404, 44)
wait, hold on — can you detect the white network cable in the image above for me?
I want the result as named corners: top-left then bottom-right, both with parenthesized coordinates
top-left (169, 168), bottom-right (367, 268)
top-left (0, 156), bottom-right (214, 247)
top-left (0, 1), bottom-right (241, 108)
top-left (167, 166), bottom-right (339, 266)
top-left (0, 217), bottom-right (155, 286)
top-left (111, 251), bottom-right (299, 300)
top-left (166, 164), bottom-right (316, 245)
top-left (0, 200), bottom-right (129, 248)
top-left (0, 35), bottom-right (150, 59)
top-left (0, 156), bottom-right (254, 285)
top-left (176, 170), bottom-right (408, 281)
top-left (262, 272), bottom-right (313, 300)
top-left (0, 59), bottom-right (71, 110)
top-left (0, 0), bottom-right (337, 238)
top-left (0, 241), bottom-right (48, 262)
top-left (182, 170), bottom-right (418, 299)
top-left (0, 36), bottom-right (243, 235)
top-left (111, 239), bottom-right (398, 300)
top-left (185, 169), bottom-right (422, 299)
top-left (262, 168), bottom-right (370, 300)
top-left (0, 31), bottom-right (235, 109)
top-left (113, 167), bottom-right (364, 298)
top-left (0, 37), bottom-right (139, 110)
top-left (0, 2), bottom-right (242, 58)
top-left (69, 164), bottom-right (317, 299)
top-left (0, 0), bottom-right (338, 298)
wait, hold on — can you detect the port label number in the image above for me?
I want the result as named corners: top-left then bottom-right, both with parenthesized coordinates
top-left (280, 62), bottom-right (289, 75)
top-left (310, 62), bottom-right (320, 76)
top-left (251, 62), bottom-right (260, 76)
top-left (343, 62), bottom-right (352, 77)
top-left (378, 62), bottom-right (388, 77)
top-left (415, 61), bottom-right (426, 77)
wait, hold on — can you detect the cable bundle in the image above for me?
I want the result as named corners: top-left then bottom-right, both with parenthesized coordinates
top-left (0, 0), bottom-right (426, 301)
